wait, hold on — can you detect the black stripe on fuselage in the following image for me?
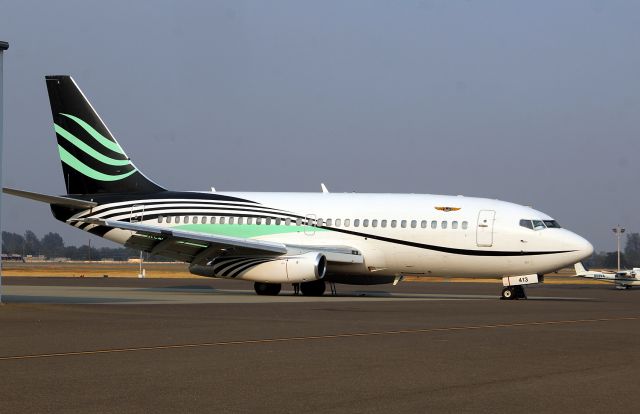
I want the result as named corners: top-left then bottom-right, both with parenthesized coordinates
top-left (85, 204), bottom-right (306, 222)
top-left (317, 226), bottom-right (575, 257)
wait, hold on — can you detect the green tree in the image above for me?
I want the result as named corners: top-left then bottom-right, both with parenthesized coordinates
top-left (2, 231), bottom-right (25, 254)
top-left (23, 230), bottom-right (41, 256)
top-left (624, 233), bottom-right (640, 267)
top-left (41, 232), bottom-right (65, 258)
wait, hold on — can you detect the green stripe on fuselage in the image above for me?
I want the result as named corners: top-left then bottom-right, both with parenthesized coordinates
top-left (175, 224), bottom-right (328, 238)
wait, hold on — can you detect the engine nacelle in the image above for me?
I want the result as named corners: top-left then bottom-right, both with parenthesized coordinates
top-left (189, 252), bottom-right (327, 284)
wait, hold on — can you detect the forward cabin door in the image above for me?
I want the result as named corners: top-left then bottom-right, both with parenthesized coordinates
top-left (129, 204), bottom-right (145, 237)
top-left (130, 204), bottom-right (145, 223)
top-left (476, 210), bottom-right (495, 247)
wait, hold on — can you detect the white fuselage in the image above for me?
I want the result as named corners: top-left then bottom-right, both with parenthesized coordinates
top-left (74, 192), bottom-right (594, 281)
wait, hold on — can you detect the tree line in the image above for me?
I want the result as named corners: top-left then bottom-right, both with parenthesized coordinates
top-left (1, 230), bottom-right (168, 261)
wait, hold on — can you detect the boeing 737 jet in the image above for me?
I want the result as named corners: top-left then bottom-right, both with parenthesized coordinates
top-left (4, 76), bottom-right (594, 299)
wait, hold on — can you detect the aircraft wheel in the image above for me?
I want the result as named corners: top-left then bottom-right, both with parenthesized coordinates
top-left (300, 280), bottom-right (326, 296)
top-left (254, 282), bottom-right (281, 296)
top-left (501, 287), bottom-right (515, 300)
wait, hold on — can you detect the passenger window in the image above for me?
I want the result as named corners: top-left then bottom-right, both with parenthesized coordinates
top-left (363, 219), bottom-right (369, 227)
top-left (158, 215), bottom-right (164, 224)
top-left (344, 219), bottom-right (351, 227)
top-left (335, 218), bottom-right (342, 227)
top-left (421, 220), bottom-right (427, 229)
top-left (211, 217), bottom-right (216, 224)
top-left (257, 217), bottom-right (263, 225)
top-left (296, 218), bottom-right (302, 226)
top-left (275, 217), bottom-right (281, 225)
top-left (354, 219), bottom-right (360, 227)
top-left (431, 220), bottom-right (437, 229)
top-left (401, 220), bottom-right (407, 228)
top-left (285, 218), bottom-right (291, 226)
top-left (184, 216), bottom-right (190, 224)
top-left (452, 221), bottom-right (458, 229)
top-left (381, 219), bottom-right (387, 228)
top-left (411, 220), bottom-right (417, 229)
top-left (193, 216), bottom-right (198, 224)
top-left (201, 216), bottom-right (207, 224)
top-left (372, 219), bottom-right (378, 228)
top-left (175, 216), bottom-right (180, 224)
top-left (229, 217), bottom-right (235, 225)
top-left (238, 217), bottom-right (244, 225)
top-left (326, 218), bottom-right (332, 227)
top-left (442, 221), bottom-right (447, 229)
top-left (267, 218), bottom-right (272, 225)
top-left (219, 217), bottom-right (225, 225)
top-left (166, 216), bottom-right (172, 224)
top-left (462, 221), bottom-right (468, 230)
top-left (317, 218), bottom-right (324, 227)
top-left (391, 220), bottom-right (397, 228)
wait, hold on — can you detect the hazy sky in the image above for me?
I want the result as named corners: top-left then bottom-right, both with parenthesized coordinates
top-left (1, 0), bottom-right (639, 250)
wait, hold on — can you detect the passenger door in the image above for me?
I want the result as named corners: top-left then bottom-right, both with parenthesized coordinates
top-left (476, 210), bottom-right (495, 247)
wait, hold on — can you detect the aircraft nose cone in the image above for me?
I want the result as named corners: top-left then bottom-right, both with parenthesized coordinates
top-left (572, 234), bottom-right (594, 261)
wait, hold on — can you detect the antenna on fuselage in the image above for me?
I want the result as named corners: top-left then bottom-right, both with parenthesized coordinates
top-left (321, 183), bottom-right (329, 193)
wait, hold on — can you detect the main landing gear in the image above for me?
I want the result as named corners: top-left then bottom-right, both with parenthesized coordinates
top-left (254, 282), bottom-right (282, 296)
top-left (254, 280), bottom-right (327, 296)
top-left (501, 286), bottom-right (527, 300)
top-left (300, 280), bottom-right (326, 296)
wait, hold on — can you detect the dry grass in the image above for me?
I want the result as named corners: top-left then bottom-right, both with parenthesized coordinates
top-left (1, 262), bottom-right (193, 278)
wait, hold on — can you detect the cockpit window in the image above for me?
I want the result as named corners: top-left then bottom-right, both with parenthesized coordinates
top-left (519, 219), bottom-right (533, 230)
top-left (543, 220), bottom-right (561, 228)
top-left (532, 220), bottom-right (545, 230)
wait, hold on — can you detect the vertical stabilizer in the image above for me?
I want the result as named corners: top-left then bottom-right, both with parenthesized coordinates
top-left (45, 76), bottom-right (165, 195)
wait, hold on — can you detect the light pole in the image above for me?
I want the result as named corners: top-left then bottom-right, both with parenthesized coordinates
top-left (0, 41), bottom-right (9, 304)
top-left (612, 225), bottom-right (626, 272)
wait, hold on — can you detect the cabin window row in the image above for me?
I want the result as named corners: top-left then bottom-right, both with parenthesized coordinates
top-left (157, 215), bottom-right (468, 230)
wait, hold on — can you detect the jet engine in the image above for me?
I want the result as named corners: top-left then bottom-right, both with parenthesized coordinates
top-left (189, 252), bottom-right (326, 283)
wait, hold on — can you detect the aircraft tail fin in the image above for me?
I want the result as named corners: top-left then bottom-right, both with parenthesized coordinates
top-left (574, 262), bottom-right (588, 275)
top-left (45, 76), bottom-right (165, 195)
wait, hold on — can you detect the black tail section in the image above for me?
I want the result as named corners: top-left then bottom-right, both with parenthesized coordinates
top-left (45, 76), bottom-right (165, 195)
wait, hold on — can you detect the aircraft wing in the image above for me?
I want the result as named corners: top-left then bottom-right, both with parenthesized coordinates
top-left (81, 218), bottom-right (287, 264)
top-left (79, 218), bottom-right (363, 265)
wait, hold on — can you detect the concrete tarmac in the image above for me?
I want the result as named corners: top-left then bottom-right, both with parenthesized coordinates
top-left (1, 277), bottom-right (639, 413)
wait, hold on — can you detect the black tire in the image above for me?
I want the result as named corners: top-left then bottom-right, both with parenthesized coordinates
top-left (515, 285), bottom-right (527, 299)
top-left (254, 282), bottom-right (282, 296)
top-left (300, 280), bottom-right (326, 296)
top-left (501, 287), bottom-right (514, 300)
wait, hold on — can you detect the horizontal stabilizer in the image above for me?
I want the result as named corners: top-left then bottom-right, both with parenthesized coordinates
top-left (3, 187), bottom-right (97, 208)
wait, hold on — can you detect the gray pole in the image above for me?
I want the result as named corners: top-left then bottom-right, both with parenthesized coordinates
top-left (612, 225), bottom-right (626, 272)
top-left (0, 41), bottom-right (9, 304)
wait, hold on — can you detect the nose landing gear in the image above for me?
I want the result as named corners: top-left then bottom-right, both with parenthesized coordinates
top-left (501, 285), bottom-right (527, 300)
top-left (501, 274), bottom-right (539, 300)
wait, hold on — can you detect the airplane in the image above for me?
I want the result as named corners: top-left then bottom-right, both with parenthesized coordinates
top-left (574, 263), bottom-right (640, 289)
top-left (3, 75), bottom-right (594, 299)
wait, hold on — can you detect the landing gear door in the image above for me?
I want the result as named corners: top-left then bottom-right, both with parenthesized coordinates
top-left (476, 210), bottom-right (495, 247)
